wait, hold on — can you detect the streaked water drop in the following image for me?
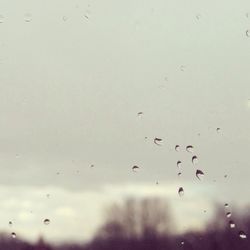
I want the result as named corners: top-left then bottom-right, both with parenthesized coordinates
top-left (11, 232), bottom-right (16, 238)
top-left (178, 187), bottom-right (184, 197)
top-left (175, 145), bottom-right (180, 152)
top-left (196, 169), bottom-right (204, 180)
top-left (154, 137), bottom-right (163, 146)
top-left (239, 231), bottom-right (247, 239)
top-left (229, 220), bottom-right (236, 228)
top-left (192, 155), bottom-right (198, 165)
top-left (43, 219), bottom-right (50, 225)
top-left (132, 165), bottom-right (140, 172)
top-left (226, 212), bottom-right (232, 218)
top-left (0, 15), bottom-right (4, 23)
top-left (186, 145), bottom-right (194, 153)
top-left (177, 161), bottom-right (182, 168)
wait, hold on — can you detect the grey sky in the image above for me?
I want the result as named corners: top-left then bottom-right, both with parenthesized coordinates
top-left (0, 0), bottom-right (250, 243)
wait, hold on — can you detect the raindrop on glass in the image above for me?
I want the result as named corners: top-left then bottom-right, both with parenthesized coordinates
top-left (239, 231), bottom-right (247, 239)
top-left (132, 165), bottom-right (140, 172)
top-left (181, 240), bottom-right (185, 245)
top-left (178, 187), bottom-right (184, 197)
top-left (192, 155), bottom-right (198, 165)
top-left (43, 219), bottom-right (50, 225)
top-left (24, 13), bottom-right (32, 22)
top-left (137, 111), bottom-right (143, 116)
top-left (186, 145), bottom-right (194, 153)
top-left (154, 137), bottom-right (163, 146)
top-left (196, 169), bottom-right (204, 180)
top-left (216, 127), bottom-right (221, 133)
top-left (226, 212), bottom-right (232, 218)
top-left (177, 161), bottom-right (182, 168)
top-left (224, 203), bottom-right (229, 208)
top-left (62, 16), bottom-right (68, 21)
top-left (46, 194), bottom-right (50, 198)
top-left (246, 29), bottom-right (250, 37)
top-left (11, 232), bottom-right (16, 238)
top-left (9, 221), bottom-right (13, 226)
top-left (178, 172), bottom-right (182, 177)
top-left (229, 220), bottom-right (236, 228)
top-left (175, 145), bottom-right (180, 152)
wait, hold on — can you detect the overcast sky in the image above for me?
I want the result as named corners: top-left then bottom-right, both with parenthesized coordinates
top-left (0, 0), bottom-right (250, 243)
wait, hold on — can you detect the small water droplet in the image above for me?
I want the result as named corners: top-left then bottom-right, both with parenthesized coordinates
top-left (226, 212), bottom-right (232, 218)
top-left (90, 164), bottom-right (94, 168)
top-left (178, 172), bottom-right (182, 177)
top-left (224, 203), bottom-right (229, 208)
top-left (181, 240), bottom-right (185, 245)
top-left (177, 161), bottom-right (182, 168)
top-left (186, 145), bottom-right (194, 153)
top-left (178, 187), bottom-right (184, 197)
top-left (196, 14), bottom-right (201, 20)
top-left (24, 13), bottom-right (32, 22)
top-left (180, 65), bottom-right (185, 71)
top-left (11, 232), bottom-right (16, 238)
top-left (43, 219), bottom-right (50, 225)
top-left (239, 231), bottom-right (247, 239)
top-left (196, 169), bottom-right (204, 180)
top-left (137, 111), bottom-right (143, 116)
top-left (175, 145), bottom-right (180, 152)
top-left (154, 137), bottom-right (163, 146)
top-left (9, 221), bottom-right (13, 226)
top-left (62, 16), bottom-right (68, 21)
top-left (192, 155), bottom-right (198, 165)
top-left (224, 174), bottom-right (228, 178)
top-left (246, 29), bottom-right (250, 37)
top-left (46, 194), bottom-right (50, 198)
top-left (132, 165), bottom-right (140, 172)
top-left (229, 220), bottom-right (236, 228)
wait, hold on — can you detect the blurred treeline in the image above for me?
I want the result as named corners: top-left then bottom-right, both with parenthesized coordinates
top-left (0, 197), bottom-right (249, 250)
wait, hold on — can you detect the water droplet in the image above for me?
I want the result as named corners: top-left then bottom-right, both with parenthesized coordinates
top-left (90, 164), bottom-right (94, 168)
top-left (246, 29), bottom-right (250, 37)
top-left (239, 231), bottom-right (247, 239)
top-left (9, 221), bottom-right (13, 226)
top-left (229, 220), bottom-right (236, 228)
top-left (181, 240), bottom-right (185, 245)
top-left (226, 212), bottom-right (232, 218)
top-left (11, 232), bottom-right (16, 238)
top-left (154, 137), bottom-right (163, 146)
top-left (24, 13), bottom-right (32, 22)
top-left (192, 155), bottom-right (198, 165)
top-left (156, 181), bottom-right (159, 185)
top-left (62, 16), bottom-right (68, 21)
top-left (178, 172), bottom-right (182, 177)
top-left (180, 65), bottom-right (185, 71)
top-left (43, 219), bottom-right (50, 225)
top-left (137, 112), bottom-right (143, 116)
top-left (175, 145), bottom-right (180, 152)
top-left (186, 145), bottom-right (194, 153)
top-left (177, 161), bottom-right (182, 168)
top-left (216, 127), bottom-right (221, 133)
top-left (196, 169), bottom-right (204, 180)
top-left (46, 194), bottom-right (50, 198)
top-left (196, 14), bottom-right (201, 20)
top-left (84, 14), bottom-right (89, 20)
top-left (132, 165), bottom-right (140, 172)
top-left (224, 174), bottom-right (228, 178)
top-left (0, 15), bottom-right (4, 23)
top-left (224, 203), bottom-right (229, 208)
top-left (178, 187), bottom-right (184, 197)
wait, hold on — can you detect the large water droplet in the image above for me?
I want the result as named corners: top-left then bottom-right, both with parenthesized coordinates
top-left (177, 161), bottom-right (182, 168)
top-left (192, 155), bottom-right (198, 165)
top-left (154, 137), bottom-right (163, 146)
top-left (175, 145), bottom-right (180, 152)
top-left (178, 187), bottom-right (184, 197)
top-left (11, 232), bottom-right (16, 238)
top-left (229, 220), bottom-right (236, 228)
top-left (226, 212), bottom-right (232, 218)
top-left (196, 169), bottom-right (204, 180)
top-left (239, 231), bottom-right (247, 239)
top-left (24, 13), bottom-right (32, 22)
top-left (186, 145), bottom-right (194, 153)
top-left (132, 165), bottom-right (140, 172)
top-left (43, 219), bottom-right (50, 225)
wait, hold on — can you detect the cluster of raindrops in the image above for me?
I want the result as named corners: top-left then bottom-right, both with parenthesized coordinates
top-left (175, 144), bottom-right (205, 197)
top-left (223, 203), bottom-right (247, 239)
